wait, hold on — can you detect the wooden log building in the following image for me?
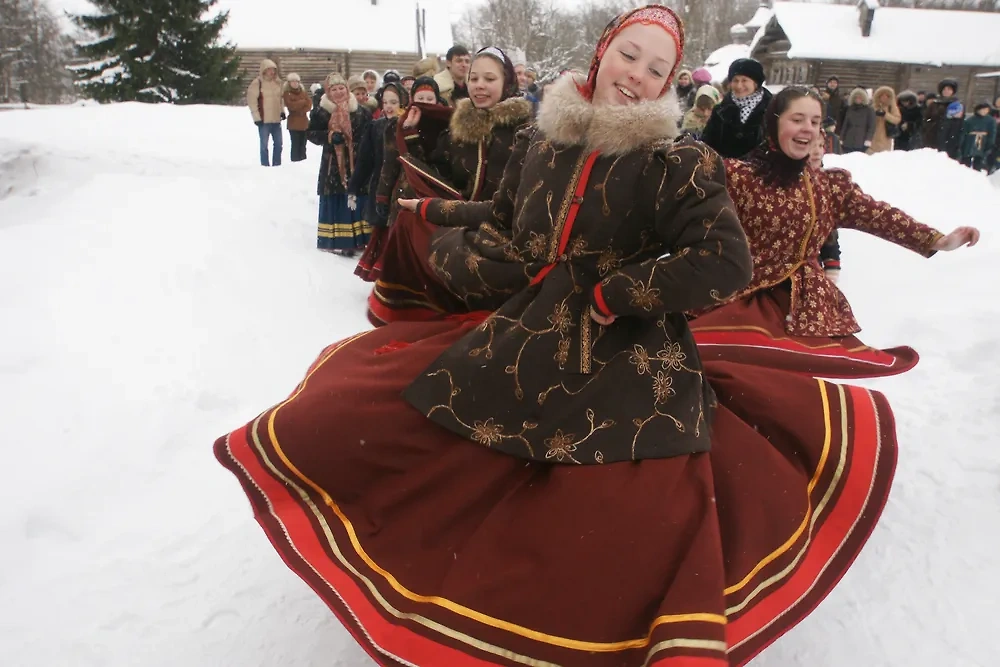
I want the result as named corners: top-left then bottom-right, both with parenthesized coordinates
top-left (750, 1), bottom-right (1000, 105)
top-left (219, 0), bottom-right (456, 95)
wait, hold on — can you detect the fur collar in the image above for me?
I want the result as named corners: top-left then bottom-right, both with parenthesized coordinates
top-left (536, 74), bottom-right (680, 155)
top-left (320, 94), bottom-right (358, 115)
top-left (449, 96), bottom-right (534, 145)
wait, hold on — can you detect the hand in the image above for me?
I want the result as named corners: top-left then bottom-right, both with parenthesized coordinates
top-left (824, 268), bottom-right (840, 284)
top-left (932, 226), bottom-right (980, 251)
top-left (398, 198), bottom-right (420, 212)
top-left (329, 131), bottom-right (345, 145)
top-left (403, 106), bottom-right (421, 129)
top-left (347, 194), bottom-right (357, 211)
top-left (591, 309), bottom-right (616, 326)
top-left (863, 140), bottom-right (872, 147)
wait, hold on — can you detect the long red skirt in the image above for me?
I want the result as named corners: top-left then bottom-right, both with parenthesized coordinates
top-left (215, 317), bottom-right (898, 667)
top-left (367, 210), bottom-right (466, 326)
top-left (690, 288), bottom-right (919, 378)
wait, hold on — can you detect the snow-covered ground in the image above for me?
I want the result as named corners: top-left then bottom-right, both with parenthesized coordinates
top-left (0, 103), bottom-right (997, 667)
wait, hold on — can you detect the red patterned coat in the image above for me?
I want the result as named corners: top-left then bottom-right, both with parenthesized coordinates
top-left (717, 160), bottom-right (943, 337)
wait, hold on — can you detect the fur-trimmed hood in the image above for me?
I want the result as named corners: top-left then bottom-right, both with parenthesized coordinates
top-left (848, 88), bottom-right (870, 106)
top-left (873, 85), bottom-right (897, 111)
top-left (320, 94), bottom-right (359, 115)
top-left (536, 74), bottom-right (681, 156)
top-left (449, 96), bottom-right (533, 145)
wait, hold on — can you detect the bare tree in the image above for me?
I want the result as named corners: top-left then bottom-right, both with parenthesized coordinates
top-left (0, 0), bottom-right (73, 104)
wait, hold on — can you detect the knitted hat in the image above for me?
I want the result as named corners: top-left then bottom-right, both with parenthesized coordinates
top-left (728, 58), bottom-right (765, 88)
top-left (286, 72), bottom-right (301, 83)
top-left (348, 75), bottom-right (367, 92)
top-left (383, 69), bottom-right (401, 84)
top-left (409, 75), bottom-right (446, 106)
top-left (583, 4), bottom-right (685, 100)
top-left (691, 67), bottom-right (711, 85)
top-left (326, 72), bottom-right (347, 88)
top-left (412, 56), bottom-right (439, 78)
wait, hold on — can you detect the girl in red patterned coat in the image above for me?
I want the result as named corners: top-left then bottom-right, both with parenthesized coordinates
top-left (691, 87), bottom-right (979, 378)
top-left (215, 9), bottom-right (931, 667)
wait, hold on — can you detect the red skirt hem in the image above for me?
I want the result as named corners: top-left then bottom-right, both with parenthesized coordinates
top-left (215, 322), bottom-right (898, 666)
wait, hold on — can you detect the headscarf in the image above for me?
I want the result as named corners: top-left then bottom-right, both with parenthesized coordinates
top-left (376, 81), bottom-right (410, 114)
top-left (746, 86), bottom-right (824, 187)
top-left (581, 4), bottom-right (685, 101)
top-left (473, 46), bottom-right (520, 101)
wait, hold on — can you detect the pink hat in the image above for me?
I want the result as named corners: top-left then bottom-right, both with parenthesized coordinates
top-left (692, 67), bottom-right (712, 85)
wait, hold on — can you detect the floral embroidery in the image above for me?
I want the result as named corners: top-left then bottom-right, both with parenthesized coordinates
top-left (627, 283), bottom-right (662, 311)
top-left (629, 345), bottom-right (652, 375)
top-left (652, 371), bottom-right (676, 404)
top-left (471, 418), bottom-right (504, 446)
top-left (544, 430), bottom-right (578, 462)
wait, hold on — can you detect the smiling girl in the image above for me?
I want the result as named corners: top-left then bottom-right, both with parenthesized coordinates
top-left (367, 46), bottom-right (533, 325)
top-left (691, 88), bottom-right (979, 377)
top-left (215, 8), bottom-right (919, 666)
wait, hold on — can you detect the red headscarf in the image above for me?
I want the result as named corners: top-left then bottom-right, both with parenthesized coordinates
top-left (581, 4), bottom-right (685, 100)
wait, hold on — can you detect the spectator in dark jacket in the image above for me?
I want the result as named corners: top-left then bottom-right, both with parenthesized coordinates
top-left (896, 90), bottom-right (923, 151)
top-left (839, 88), bottom-right (875, 153)
top-left (701, 58), bottom-right (771, 158)
top-left (824, 76), bottom-right (846, 131)
top-left (923, 78), bottom-right (964, 159)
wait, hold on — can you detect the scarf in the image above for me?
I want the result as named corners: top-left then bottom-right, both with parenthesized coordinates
top-left (327, 88), bottom-right (355, 183)
top-left (734, 88), bottom-right (765, 124)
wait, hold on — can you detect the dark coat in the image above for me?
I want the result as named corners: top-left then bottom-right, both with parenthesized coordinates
top-left (402, 96), bottom-right (534, 203)
top-left (701, 88), bottom-right (773, 159)
top-left (401, 74), bottom-right (753, 465)
top-left (307, 95), bottom-right (372, 197)
top-left (896, 96), bottom-right (924, 151)
top-left (347, 115), bottom-right (393, 225)
top-left (839, 90), bottom-right (876, 150)
top-left (923, 96), bottom-right (964, 158)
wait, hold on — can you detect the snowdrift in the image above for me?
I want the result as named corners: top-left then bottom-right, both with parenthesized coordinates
top-left (0, 102), bottom-right (998, 667)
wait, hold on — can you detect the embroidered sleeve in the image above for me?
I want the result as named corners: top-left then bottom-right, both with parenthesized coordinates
top-left (592, 140), bottom-right (753, 319)
top-left (375, 119), bottom-right (400, 205)
top-left (421, 125), bottom-right (533, 229)
top-left (830, 169), bottom-right (942, 257)
top-left (404, 127), bottom-right (454, 185)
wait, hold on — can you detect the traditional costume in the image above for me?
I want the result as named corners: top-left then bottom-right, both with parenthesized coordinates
top-left (216, 8), bottom-right (901, 666)
top-left (690, 140), bottom-right (943, 378)
top-left (368, 47), bottom-right (533, 326)
top-left (309, 74), bottom-right (373, 256)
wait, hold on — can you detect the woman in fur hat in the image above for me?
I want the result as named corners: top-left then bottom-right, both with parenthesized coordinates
top-left (366, 46), bottom-right (533, 325)
top-left (282, 73), bottom-right (312, 162)
top-left (691, 87), bottom-right (979, 377)
top-left (701, 57), bottom-right (772, 158)
top-left (840, 87), bottom-right (876, 153)
top-left (348, 81), bottom-right (409, 279)
top-left (214, 8), bottom-right (940, 665)
top-left (307, 72), bottom-right (373, 256)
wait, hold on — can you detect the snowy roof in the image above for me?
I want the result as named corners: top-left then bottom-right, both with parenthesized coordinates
top-left (217, 0), bottom-right (455, 54)
top-left (752, 2), bottom-right (1000, 67)
top-left (743, 5), bottom-right (773, 31)
top-left (703, 43), bottom-right (751, 84)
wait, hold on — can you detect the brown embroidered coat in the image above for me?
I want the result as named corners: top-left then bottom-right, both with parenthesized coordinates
top-left (717, 159), bottom-right (943, 337)
top-left (401, 75), bottom-right (753, 465)
top-left (401, 96), bottom-right (533, 203)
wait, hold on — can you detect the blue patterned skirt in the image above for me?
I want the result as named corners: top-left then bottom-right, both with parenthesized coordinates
top-left (318, 194), bottom-right (371, 251)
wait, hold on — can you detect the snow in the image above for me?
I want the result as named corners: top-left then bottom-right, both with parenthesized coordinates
top-left (742, 4), bottom-right (773, 31)
top-left (703, 43), bottom-right (751, 84)
top-left (216, 0), bottom-right (456, 54)
top-left (0, 102), bottom-right (999, 667)
top-left (753, 2), bottom-right (1000, 67)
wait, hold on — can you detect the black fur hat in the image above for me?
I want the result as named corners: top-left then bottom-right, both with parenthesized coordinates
top-left (728, 58), bottom-right (766, 88)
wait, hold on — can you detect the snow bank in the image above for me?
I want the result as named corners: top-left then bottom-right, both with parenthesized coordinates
top-left (0, 102), bottom-right (998, 667)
